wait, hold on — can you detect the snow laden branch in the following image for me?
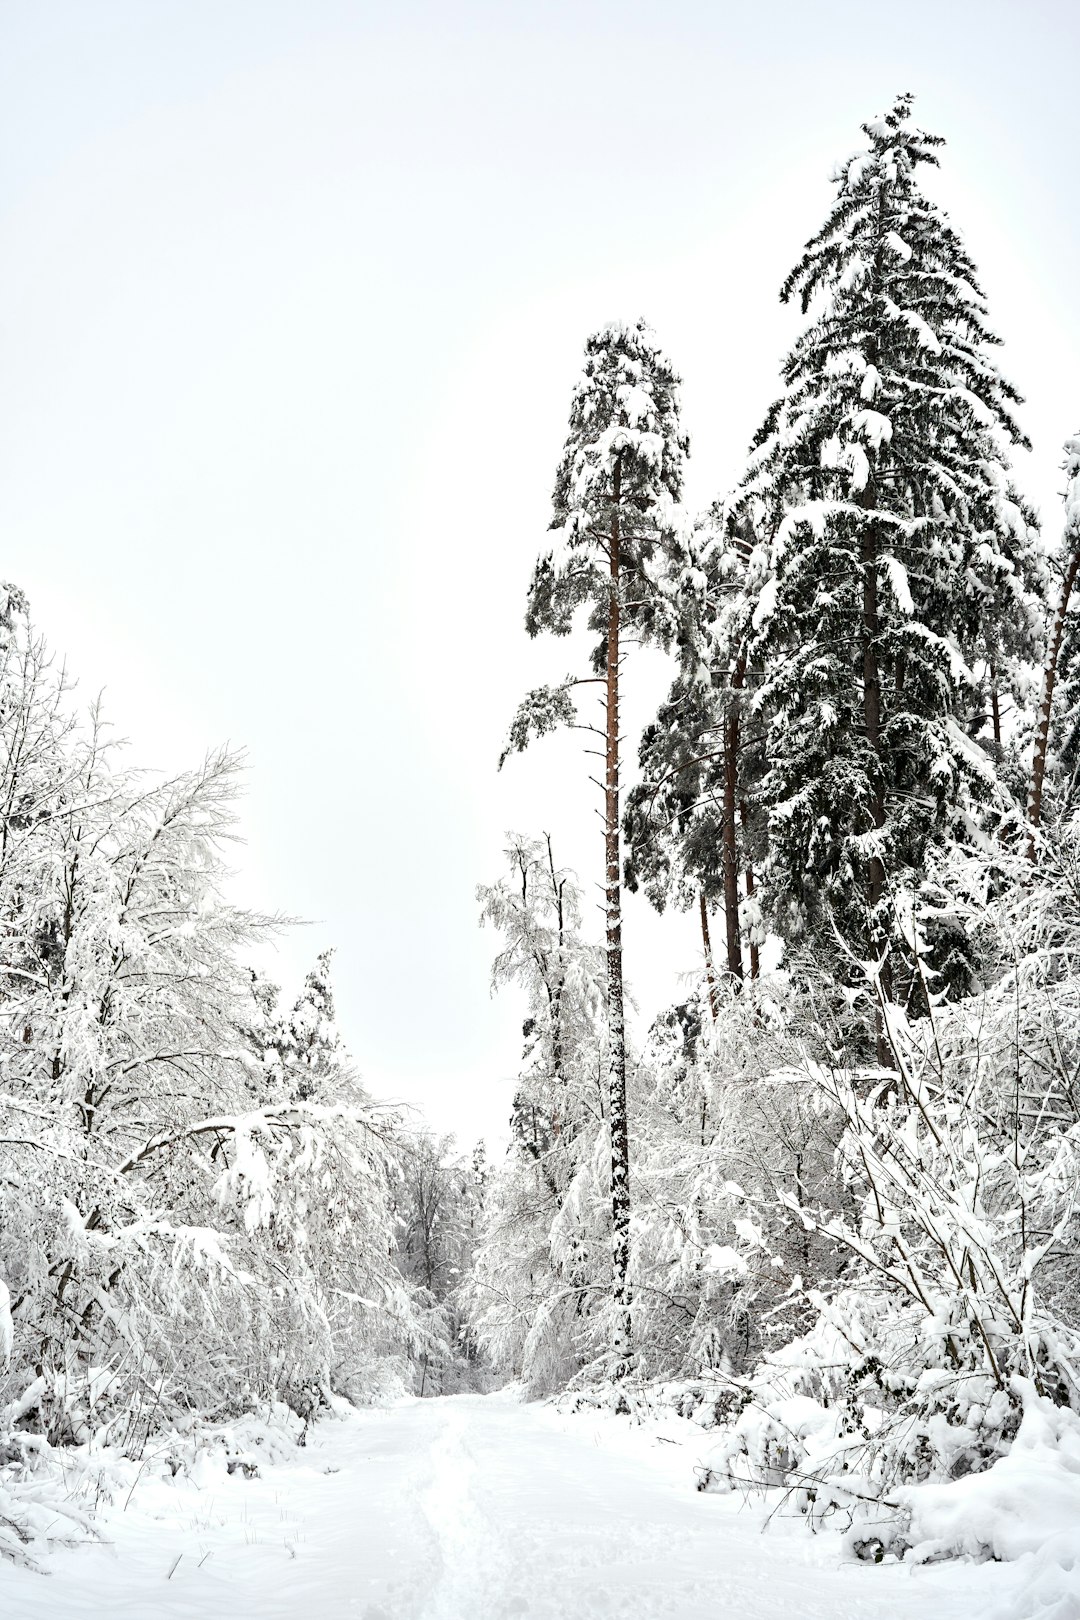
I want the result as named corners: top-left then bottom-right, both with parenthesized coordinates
top-left (498, 684), bottom-right (579, 768)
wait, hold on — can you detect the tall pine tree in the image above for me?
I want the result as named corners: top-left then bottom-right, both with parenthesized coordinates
top-left (501, 319), bottom-right (690, 1374)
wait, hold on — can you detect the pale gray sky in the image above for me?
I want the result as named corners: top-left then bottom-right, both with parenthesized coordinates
top-left (2, 0), bottom-right (1077, 1147)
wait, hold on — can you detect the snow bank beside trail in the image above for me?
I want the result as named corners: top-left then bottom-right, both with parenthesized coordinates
top-left (896, 1380), bottom-right (1080, 1620)
top-left (560, 1374), bottom-right (1080, 1620)
top-left (0, 1397), bottom-right (314, 1570)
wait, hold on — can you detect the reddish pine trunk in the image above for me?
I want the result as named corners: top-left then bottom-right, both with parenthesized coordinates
top-left (606, 458), bottom-right (632, 1377)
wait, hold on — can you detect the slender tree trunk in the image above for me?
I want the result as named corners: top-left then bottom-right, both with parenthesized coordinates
top-left (740, 801), bottom-right (760, 980)
top-left (722, 649), bottom-right (752, 982)
top-left (605, 457), bottom-right (632, 1378)
top-left (1028, 541), bottom-right (1080, 856)
top-left (989, 663), bottom-right (1003, 755)
top-left (860, 519), bottom-right (891, 1066)
top-left (545, 832), bottom-right (566, 1120)
top-left (699, 891), bottom-right (720, 1020)
top-left (721, 709), bottom-right (744, 980)
top-left (861, 532), bottom-right (885, 898)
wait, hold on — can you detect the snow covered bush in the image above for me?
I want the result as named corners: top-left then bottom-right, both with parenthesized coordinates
top-left (896, 1377), bottom-right (1080, 1564)
top-left (620, 977), bottom-right (846, 1382)
top-left (692, 834), bottom-right (1080, 1534)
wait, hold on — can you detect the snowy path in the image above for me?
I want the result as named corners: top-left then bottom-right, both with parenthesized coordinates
top-left (3, 1392), bottom-right (1020, 1619)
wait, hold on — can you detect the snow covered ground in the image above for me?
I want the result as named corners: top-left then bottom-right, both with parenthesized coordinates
top-left (2, 1391), bottom-right (1029, 1619)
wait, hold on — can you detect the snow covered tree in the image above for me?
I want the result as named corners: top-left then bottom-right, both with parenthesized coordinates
top-left (717, 94), bottom-right (1046, 1024)
top-left (1029, 431), bottom-right (1080, 839)
top-left (394, 1132), bottom-right (488, 1393)
top-left (465, 837), bottom-right (612, 1391)
top-left (500, 321), bottom-right (690, 1374)
top-left (479, 833), bottom-right (605, 1157)
top-left (0, 591), bottom-right (433, 1449)
top-left (244, 950), bottom-right (344, 1102)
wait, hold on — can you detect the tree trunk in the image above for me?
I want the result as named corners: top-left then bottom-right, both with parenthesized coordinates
top-left (861, 532), bottom-right (885, 900)
top-left (989, 663), bottom-right (1003, 755)
top-left (699, 891), bottom-right (720, 1020)
top-left (721, 709), bottom-right (744, 980)
top-left (740, 801), bottom-right (760, 980)
top-left (1028, 542), bottom-right (1080, 857)
top-left (606, 457), bottom-right (633, 1378)
top-left (545, 832), bottom-right (566, 1114)
top-left (860, 520), bottom-right (891, 1065)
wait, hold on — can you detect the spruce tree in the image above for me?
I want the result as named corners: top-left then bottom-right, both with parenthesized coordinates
top-left (500, 319), bottom-right (690, 1374)
top-left (718, 94), bottom-right (1046, 1013)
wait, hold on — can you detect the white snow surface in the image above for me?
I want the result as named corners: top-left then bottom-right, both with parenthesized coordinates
top-left (1, 1391), bottom-right (1032, 1619)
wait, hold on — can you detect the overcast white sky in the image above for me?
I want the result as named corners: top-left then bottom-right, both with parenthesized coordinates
top-left (1, 0), bottom-right (1077, 1148)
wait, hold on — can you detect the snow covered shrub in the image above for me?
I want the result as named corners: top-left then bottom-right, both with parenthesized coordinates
top-left (698, 840), bottom-right (1080, 1527)
top-left (623, 973), bottom-right (850, 1384)
top-left (0, 1428), bottom-right (98, 1570)
top-left (896, 1377), bottom-right (1080, 1564)
top-left (699, 1285), bottom-right (1021, 1513)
